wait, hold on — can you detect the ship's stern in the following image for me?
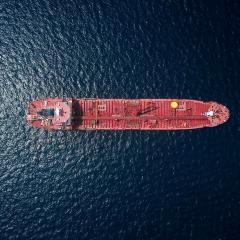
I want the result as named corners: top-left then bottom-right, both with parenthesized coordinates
top-left (27, 98), bottom-right (73, 130)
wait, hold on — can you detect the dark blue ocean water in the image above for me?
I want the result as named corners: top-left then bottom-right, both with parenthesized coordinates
top-left (0, 0), bottom-right (240, 239)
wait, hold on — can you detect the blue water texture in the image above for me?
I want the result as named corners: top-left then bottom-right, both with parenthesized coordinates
top-left (0, 0), bottom-right (240, 239)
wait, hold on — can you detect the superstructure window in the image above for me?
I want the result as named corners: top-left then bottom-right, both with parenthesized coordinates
top-left (37, 109), bottom-right (55, 117)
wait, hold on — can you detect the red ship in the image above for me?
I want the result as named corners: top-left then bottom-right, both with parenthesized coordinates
top-left (27, 98), bottom-right (230, 130)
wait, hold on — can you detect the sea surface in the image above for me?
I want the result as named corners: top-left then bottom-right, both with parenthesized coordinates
top-left (0, 0), bottom-right (240, 239)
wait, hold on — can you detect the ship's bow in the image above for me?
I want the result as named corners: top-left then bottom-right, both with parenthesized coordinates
top-left (205, 102), bottom-right (230, 127)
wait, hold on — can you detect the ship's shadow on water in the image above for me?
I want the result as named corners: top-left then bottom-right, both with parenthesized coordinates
top-left (0, 0), bottom-right (240, 239)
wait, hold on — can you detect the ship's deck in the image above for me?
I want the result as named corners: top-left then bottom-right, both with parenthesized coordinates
top-left (71, 99), bottom-right (211, 130)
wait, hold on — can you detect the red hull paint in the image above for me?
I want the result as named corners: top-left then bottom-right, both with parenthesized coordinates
top-left (27, 98), bottom-right (230, 130)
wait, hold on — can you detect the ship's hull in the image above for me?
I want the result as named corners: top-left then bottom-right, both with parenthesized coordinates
top-left (27, 98), bottom-right (230, 130)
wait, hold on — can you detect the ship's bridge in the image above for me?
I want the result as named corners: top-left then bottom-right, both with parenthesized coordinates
top-left (51, 99), bottom-right (72, 127)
